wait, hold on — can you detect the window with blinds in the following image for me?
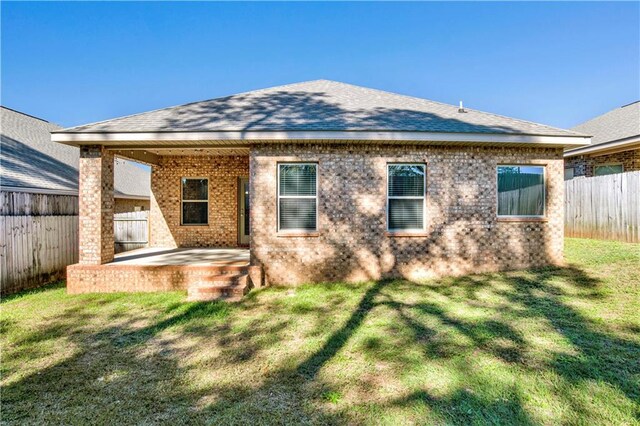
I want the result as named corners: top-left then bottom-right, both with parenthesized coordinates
top-left (497, 165), bottom-right (545, 217)
top-left (181, 178), bottom-right (208, 225)
top-left (387, 164), bottom-right (426, 231)
top-left (278, 164), bottom-right (317, 231)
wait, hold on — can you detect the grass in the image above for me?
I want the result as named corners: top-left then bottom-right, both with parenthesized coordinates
top-left (1, 238), bottom-right (639, 425)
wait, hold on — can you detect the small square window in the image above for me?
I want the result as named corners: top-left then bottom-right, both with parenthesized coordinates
top-left (181, 178), bottom-right (208, 225)
top-left (564, 168), bottom-right (574, 181)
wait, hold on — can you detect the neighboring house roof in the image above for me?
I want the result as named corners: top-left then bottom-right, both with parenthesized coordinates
top-left (55, 80), bottom-right (584, 138)
top-left (1, 106), bottom-right (150, 198)
top-left (565, 101), bottom-right (640, 157)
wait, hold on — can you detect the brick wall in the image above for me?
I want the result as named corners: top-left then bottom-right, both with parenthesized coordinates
top-left (250, 144), bottom-right (565, 285)
top-left (565, 148), bottom-right (640, 177)
top-left (114, 198), bottom-right (150, 213)
top-left (150, 155), bottom-right (249, 248)
top-left (66, 263), bottom-right (260, 293)
top-left (79, 145), bottom-right (114, 265)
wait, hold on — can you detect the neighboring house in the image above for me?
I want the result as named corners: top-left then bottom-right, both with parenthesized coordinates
top-left (1, 106), bottom-right (151, 209)
top-left (0, 106), bottom-right (150, 294)
top-left (51, 80), bottom-right (590, 294)
top-left (564, 101), bottom-right (640, 179)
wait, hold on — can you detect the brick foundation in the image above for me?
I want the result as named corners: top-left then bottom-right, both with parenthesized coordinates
top-left (250, 144), bottom-right (565, 285)
top-left (67, 263), bottom-right (263, 293)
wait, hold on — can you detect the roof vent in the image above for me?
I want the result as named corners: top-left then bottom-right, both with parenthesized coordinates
top-left (458, 101), bottom-right (466, 113)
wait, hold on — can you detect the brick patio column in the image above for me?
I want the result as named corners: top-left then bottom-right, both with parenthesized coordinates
top-left (79, 145), bottom-right (114, 264)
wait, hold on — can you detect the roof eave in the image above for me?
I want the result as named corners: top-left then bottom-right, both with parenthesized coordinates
top-left (564, 135), bottom-right (640, 157)
top-left (52, 130), bottom-right (591, 149)
top-left (1, 185), bottom-right (149, 200)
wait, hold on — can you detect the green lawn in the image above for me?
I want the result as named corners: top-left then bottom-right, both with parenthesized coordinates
top-left (2, 238), bottom-right (639, 425)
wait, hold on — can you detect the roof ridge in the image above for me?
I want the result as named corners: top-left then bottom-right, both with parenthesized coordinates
top-left (1, 105), bottom-right (52, 124)
top-left (56, 80), bottom-right (331, 132)
top-left (621, 100), bottom-right (639, 108)
top-left (319, 80), bottom-right (583, 136)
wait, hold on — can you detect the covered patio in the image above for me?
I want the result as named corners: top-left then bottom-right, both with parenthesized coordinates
top-left (111, 247), bottom-right (250, 266)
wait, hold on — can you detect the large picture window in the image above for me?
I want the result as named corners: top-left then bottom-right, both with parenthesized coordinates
top-left (278, 164), bottom-right (317, 232)
top-left (181, 178), bottom-right (208, 225)
top-left (387, 164), bottom-right (426, 231)
top-left (497, 166), bottom-right (545, 217)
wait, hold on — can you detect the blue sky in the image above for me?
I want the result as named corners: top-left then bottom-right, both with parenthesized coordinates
top-left (2, 2), bottom-right (639, 129)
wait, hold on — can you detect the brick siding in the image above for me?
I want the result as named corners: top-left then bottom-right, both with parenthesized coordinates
top-left (114, 198), bottom-right (150, 213)
top-left (250, 144), bottom-right (565, 285)
top-left (78, 145), bottom-right (114, 265)
top-left (565, 148), bottom-right (640, 177)
top-left (149, 155), bottom-right (249, 248)
top-left (67, 264), bottom-right (262, 293)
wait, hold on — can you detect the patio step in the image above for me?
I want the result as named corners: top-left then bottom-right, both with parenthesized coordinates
top-left (187, 273), bottom-right (251, 302)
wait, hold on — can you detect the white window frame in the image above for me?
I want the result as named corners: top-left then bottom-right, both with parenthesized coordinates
top-left (386, 163), bottom-right (427, 232)
top-left (277, 163), bottom-right (318, 233)
top-left (594, 163), bottom-right (624, 176)
top-left (181, 177), bottom-right (209, 226)
top-left (496, 165), bottom-right (546, 219)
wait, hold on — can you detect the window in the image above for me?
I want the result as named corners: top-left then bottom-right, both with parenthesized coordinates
top-left (181, 178), bottom-right (208, 225)
top-left (594, 164), bottom-right (623, 176)
top-left (278, 164), bottom-right (317, 231)
top-left (497, 165), bottom-right (545, 217)
top-left (564, 168), bottom-right (575, 181)
top-left (387, 164), bottom-right (426, 231)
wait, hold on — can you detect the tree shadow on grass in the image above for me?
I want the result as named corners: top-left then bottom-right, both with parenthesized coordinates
top-left (2, 263), bottom-right (638, 424)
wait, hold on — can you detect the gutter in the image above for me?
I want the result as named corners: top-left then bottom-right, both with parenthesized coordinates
top-left (51, 130), bottom-right (591, 149)
top-left (564, 135), bottom-right (640, 157)
top-left (1, 185), bottom-right (150, 200)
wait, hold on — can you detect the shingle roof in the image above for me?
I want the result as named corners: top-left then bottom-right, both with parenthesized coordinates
top-left (58, 80), bottom-right (582, 137)
top-left (1, 106), bottom-right (150, 198)
top-left (571, 101), bottom-right (640, 146)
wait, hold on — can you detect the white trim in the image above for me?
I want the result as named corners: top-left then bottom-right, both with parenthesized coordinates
top-left (114, 193), bottom-right (150, 200)
top-left (0, 186), bottom-right (78, 196)
top-left (564, 135), bottom-right (640, 157)
top-left (386, 163), bottom-right (427, 232)
top-left (0, 185), bottom-right (149, 200)
top-left (52, 130), bottom-right (591, 147)
top-left (496, 165), bottom-right (546, 219)
top-left (277, 163), bottom-right (318, 233)
top-left (180, 177), bottom-right (209, 226)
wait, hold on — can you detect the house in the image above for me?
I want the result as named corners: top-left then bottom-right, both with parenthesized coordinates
top-left (1, 106), bottom-right (151, 210)
top-left (51, 80), bottom-right (590, 297)
top-left (0, 106), bottom-right (151, 294)
top-left (564, 101), bottom-right (640, 179)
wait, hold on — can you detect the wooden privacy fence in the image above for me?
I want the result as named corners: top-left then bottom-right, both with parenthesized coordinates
top-left (0, 191), bottom-right (79, 295)
top-left (1, 191), bottom-right (150, 294)
top-left (565, 171), bottom-right (640, 243)
top-left (114, 211), bottom-right (149, 254)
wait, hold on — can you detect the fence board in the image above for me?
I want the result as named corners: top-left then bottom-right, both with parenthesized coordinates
top-left (565, 171), bottom-right (640, 243)
top-left (114, 211), bottom-right (149, 254)
top-left (0, 215), bottom-right (79, 294)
